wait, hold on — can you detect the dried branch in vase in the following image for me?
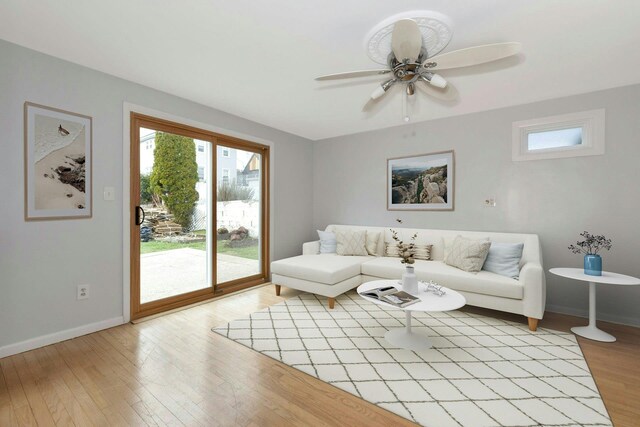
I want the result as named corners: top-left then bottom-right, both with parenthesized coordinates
top-left (568, 231), bottom-right (612, 255)
top-left (390, 228), bottom-right (418, 265)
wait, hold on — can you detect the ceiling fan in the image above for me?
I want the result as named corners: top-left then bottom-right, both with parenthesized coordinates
top-left (315, 18), bottom-right (521, 114)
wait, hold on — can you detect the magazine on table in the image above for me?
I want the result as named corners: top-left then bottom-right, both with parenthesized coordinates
top-left (360, 285), bottom-right (420, 308)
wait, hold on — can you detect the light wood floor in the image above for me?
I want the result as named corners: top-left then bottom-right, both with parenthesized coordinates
top-left (1, 285), bottom-right (638, 426)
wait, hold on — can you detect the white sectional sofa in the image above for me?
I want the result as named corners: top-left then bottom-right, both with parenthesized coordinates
top-left (271, 225), bottom-right (546, 331)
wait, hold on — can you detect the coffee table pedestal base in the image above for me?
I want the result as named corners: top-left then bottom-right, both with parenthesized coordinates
top-left (384, 311), bottom-right (432, 350)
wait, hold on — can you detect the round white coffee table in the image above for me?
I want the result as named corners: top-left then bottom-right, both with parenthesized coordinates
top-left (357, 279), bottom-right (466, 350)
top-left (550, 268), bottom-right (640, 342)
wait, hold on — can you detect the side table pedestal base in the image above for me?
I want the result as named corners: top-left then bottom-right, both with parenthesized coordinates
top-left (571, 326), bottom-right (616, 342)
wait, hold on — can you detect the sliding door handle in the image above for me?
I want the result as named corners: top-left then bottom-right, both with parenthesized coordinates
top-left (135, 206), bottom-right (146, 226)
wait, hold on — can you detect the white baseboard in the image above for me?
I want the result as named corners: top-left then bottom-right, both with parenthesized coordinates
top-left (0, 316), bottom-right (125, 359)
top-left (546, 304), bottom-right (640, 327)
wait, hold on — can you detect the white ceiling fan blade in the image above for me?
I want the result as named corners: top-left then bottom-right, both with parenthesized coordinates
top-left (391, 19), bottom-right (422, 62)
top-left (416, 80), bottom-right (458, 101)
top-left (315, 69), bottom-right (391, 81)
top-left (423, 42), bottom-right (522, 71)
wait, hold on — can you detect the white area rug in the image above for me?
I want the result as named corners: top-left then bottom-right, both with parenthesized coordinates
top-left (212, 293), bottom-right (611, 427)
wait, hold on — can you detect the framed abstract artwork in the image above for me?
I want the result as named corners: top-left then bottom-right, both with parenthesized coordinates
top-left (24, 102), bottom-right (92, 220)
top-left (387, 150), bottom-right (454, 211)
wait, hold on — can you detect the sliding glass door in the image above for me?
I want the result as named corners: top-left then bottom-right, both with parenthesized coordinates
top-left (216, 145), bottom-right (263, 285)
top-left (130, 113), bottom-right (269, 320)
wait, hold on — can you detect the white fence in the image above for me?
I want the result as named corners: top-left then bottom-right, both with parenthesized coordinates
top-left (191, 200), bottom-right (260, 237)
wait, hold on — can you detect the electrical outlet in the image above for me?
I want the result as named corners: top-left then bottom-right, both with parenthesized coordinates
top-left (77, 284), bottom-right (90, 300)
top-left (484, 197), bottom-right (497, 207)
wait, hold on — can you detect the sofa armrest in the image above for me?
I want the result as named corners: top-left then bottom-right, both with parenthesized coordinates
top-left (520, 262), bottom-right (546, 319)
top-left (302, 240), bottom-right (320, 255)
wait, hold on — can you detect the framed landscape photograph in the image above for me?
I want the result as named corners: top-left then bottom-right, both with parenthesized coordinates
top-left (387, 150), bottom-right (454, 211)
top-left (24, 102), bottom-right (92, 220)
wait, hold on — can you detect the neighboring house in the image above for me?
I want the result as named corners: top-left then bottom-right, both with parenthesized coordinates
top-left (139, 132), bottom-right (156, 174)
top-left (216, 145), bottom-right (237, 186)
top-left (238, 153), bottom-right (260, 200)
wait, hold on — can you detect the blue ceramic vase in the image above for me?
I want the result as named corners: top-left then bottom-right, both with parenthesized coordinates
top-left (584, 254), bottom-right (602, 276)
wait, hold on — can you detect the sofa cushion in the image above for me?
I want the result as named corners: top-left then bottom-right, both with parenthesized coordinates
top-left (271, 254), bottom-right (370, 285)
top-left (336, 230), bottom-right (368, 256)
top-left (386, 242), bottom-right (432, 260)
top-left (317, 230), bottom-right (337, 254)
top-left (483, 242), bottom-right (524, 279)
top-left (361, 257), bottom-right (523, 299)
top-left (366, 231), bottom-right (381, 256)
top-left (444, 236), bottom-right (491, 273)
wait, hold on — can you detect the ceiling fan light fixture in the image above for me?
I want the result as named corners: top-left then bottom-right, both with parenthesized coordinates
top-left (422, 72), bottom-right (447, 88)
top-left (371, 79), bottom-right (396, 99)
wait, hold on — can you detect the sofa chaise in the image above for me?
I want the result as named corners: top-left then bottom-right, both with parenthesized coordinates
top-left (271, 225), bottom-right (546, 331)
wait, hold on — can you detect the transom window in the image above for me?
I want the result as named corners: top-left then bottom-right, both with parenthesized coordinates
top-left (512, 109), bottom-right (605, 161)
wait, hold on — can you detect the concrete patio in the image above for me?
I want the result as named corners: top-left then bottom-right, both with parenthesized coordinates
top-left (141, 247), bottom-right (260, 303)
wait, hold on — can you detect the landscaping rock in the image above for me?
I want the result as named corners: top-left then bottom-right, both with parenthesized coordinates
top-left (229, 226), bottom-right (249, 241)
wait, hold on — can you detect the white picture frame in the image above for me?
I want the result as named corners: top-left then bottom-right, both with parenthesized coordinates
top-left (387, 150), bottom-right (455, 211)
top-left (24, 102), bottom-right (92, 220)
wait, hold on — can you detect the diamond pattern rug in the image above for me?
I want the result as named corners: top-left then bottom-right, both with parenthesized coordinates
top-left (212, 293), bottom-right (611, 427)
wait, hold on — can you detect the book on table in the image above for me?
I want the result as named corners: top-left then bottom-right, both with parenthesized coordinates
top-left (360, 286), bottom-right (420, 308)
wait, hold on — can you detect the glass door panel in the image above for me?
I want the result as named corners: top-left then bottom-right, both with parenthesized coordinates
top-left (216, 145), bottom-right (262, 284)
top-left (138, 127), bottom-right (212, 303)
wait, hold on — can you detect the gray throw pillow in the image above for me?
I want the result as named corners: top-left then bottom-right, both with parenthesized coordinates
top-left (444, 235), bottom-right (491, 273)
top-left (482, 242), bottom-right (524, 279)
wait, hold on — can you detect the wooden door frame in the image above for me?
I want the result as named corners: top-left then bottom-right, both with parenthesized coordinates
top-left (129, 112), bottom-right (270, 320)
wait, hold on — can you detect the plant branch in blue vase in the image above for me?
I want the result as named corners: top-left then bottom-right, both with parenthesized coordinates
top-left (568, 231), bottom-right (612, 276)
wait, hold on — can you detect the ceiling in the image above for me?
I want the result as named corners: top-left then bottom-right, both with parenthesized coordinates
top-left (1, 1), bottom-right (639, 140)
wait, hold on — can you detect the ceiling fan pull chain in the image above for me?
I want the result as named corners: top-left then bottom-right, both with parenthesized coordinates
top-left (403, 88), bottom-right (411, 123)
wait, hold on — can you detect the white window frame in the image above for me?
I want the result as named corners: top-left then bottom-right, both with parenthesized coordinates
top-left (512, 109), bottom-right (605, 161)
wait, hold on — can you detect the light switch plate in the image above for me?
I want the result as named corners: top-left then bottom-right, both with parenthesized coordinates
top-left (484, 197), bottom-right (496, 207)
top-left (103, 186), bottom-right (115, 201)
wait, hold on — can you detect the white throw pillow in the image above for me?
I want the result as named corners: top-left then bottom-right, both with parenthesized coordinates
top-left (317, 230), bottom-right (336, 254)
top-left (482, 242), bottom-right (524, 279)
top-left (365, 231), bottom-right (381, 256)
top-left (444, 236), bottom-right (491, 273)
top-left (336, 230), bottom-right (368, 256)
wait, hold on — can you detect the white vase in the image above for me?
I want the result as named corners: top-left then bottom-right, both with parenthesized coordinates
top-left (402, 265), bottom-right (419, 295)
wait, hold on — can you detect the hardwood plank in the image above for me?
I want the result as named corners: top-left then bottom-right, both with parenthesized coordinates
top-left (1, 357), bottom-right (39, 426)
top-left (19, 350), bottom-right (76, 427)
top-left (0, 364), bottom-right (19, 427)
top-left (43, 344), bottom-right (112, 426)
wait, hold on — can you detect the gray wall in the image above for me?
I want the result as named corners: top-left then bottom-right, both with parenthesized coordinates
top-left (0, 40), bottom-right (315, 349)
top-left (313, 84), bottom-right (640, 326)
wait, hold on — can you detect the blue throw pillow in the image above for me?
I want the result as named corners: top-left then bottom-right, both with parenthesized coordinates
top-left (317, 230), bottom-right (337, 254)
top-left (482, 242), bottom-right (524, 279)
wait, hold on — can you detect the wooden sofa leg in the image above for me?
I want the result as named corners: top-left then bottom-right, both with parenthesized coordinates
top-left (328, 297), bottom-right (335, 309)
top-left (527, 317), bottom-right (539, 332)
top-left (275, 284), bottom-right (281, 296)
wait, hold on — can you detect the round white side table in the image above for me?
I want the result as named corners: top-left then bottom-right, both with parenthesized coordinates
top-left (357, 280), bottom-right (466, 350)
top-left (549, 268), bottom-right (640, 342)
